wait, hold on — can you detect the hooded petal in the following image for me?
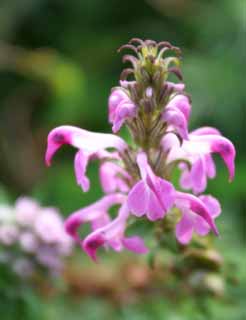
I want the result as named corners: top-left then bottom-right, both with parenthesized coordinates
top-left (194, 195), bottom-right (221, 236)
top-left (199, 195), bottom-right (221, 218)
top-left (165, 94), bottom-right (191, 121)
top-left (175, 191), bottom-right (219, 236)
top-left (162, 106), bottom-right (188, 139)
top-left (65, 193), bottom-right (126, 241)
top-left (45, 125), bottom-right (127, 166)
top-left (82, 203), bottom-right (129, 261)
top-left (108, 89), bottom-right (129, 123)
top-left (189, 134), bottom-right (235, 181)
top-left (112, 101), bottom-right (137, 133)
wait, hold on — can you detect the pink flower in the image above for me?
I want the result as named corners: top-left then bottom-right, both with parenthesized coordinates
top-left (99, 161), bottom-right (131, 193)
top-left (34, 208), bottom-right (67, 244)
top-left (163, 127), bottom-right (236, 194)
top-left (175, 195), bottom-right (221, 244)
top-left (162, 94), bottom-right (191, 139)
top-left (108, 89), bottom-right (137, 132)
top-left (0, 225), bottom-right (19, 245)
top-left (82, 203), bottom-right (148, 261)
top-left (128, 152), bottom-right (175, 221)
top-left (19, 232), bottom-right (38, 253)
top-left (65, 193), bottom-right (126, 242)
top-left (15, 197), bottom-right (40, 226)
top-left (45, 126), bottom-right (127, 192)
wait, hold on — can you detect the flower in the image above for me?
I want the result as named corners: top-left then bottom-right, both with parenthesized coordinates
top-left (108, 89), bottom-right (137, 132)
top-left (175, 192), bottom-right (219, 240)
top-left (82, 203), bottom-right (148, 261)
top-left (128, 152), bottom-right (175, 221)
top-left (162, 94), bottom-right (191, 139)
top-left (99, 161), bottom-right (131, 193)
top-left (45, 125), bottom-right (127, 192)
top-left (175, 195), bottom-right (221, 244)
top-left (65, 193), bottom-right (126, 242)
top-left (45, 39), bottom-right (235, 262)
top-left (0, 198), bottom-right (73, 277)
top-left (163, 127), bottom-right (236, 194)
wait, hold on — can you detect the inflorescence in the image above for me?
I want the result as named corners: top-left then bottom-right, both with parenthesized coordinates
top-left (45, 39), bottom-right (235, 261)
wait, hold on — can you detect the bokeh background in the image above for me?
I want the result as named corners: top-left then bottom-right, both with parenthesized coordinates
top-left (0, 0), bottom-right (245, 319)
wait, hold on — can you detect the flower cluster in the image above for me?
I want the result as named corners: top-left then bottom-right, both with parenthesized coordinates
top-left (45, 39), bottom-right (235, 261)
top-left (0, 197), bottom-right (73, 277)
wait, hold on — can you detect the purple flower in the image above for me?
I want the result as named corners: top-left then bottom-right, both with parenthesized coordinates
top-left (82, 203), bottom-right (148, 261)
top-left (99, 161), bottom-right (131, 193)
top-left (45, 126), bottom-right (127, 192)
top-left (65, 193), bottom-right (126, 242)
top-left (163, 127), bottom-right (236, 194)
top-left (162, 94), bottom-right (191, 139)
top-left (128, 152), bottom-right (175, 221)
top-left (108, 89), bottom-right (137, 132)
top-left (175, 195), bottom-right (221, 244)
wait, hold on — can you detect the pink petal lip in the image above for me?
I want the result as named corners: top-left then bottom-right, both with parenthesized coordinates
top-left (45, 125), bottom-right (127, 166)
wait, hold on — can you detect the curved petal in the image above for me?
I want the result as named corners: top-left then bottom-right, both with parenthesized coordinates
top-left (199, 195), bottom-right (221, 218)
top-left (165, 94), bottom-right (191, 121)
top-left (162, 106), bottom-right (188, 139)
top-left (82, 202), bottom-right (129, 261)
top-left (191, 127), bottom-right (221, 136)
top-left (112, 102), bottom-right (137, 133)
top-left (175, 192), bottom-right (219, 236)
top-left (45, 125), bottom-right (127, 166)
top-left (65, 193), bottom-right (125, 241)
top-left (108, 89), bottom-right (129, 123)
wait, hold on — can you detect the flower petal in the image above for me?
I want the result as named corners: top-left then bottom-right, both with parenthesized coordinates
top-left (122, 236), bottom-right (149, 254)
top-left (175, 212), bottom-right (194, 244)
top-left (45, 125), bottom-right (127, 166)
top-left (190, 157), bottom-right (207, 194)
top-left (199, 195), bottom-right (221, 218)
top-left (128, 181), bottom-right (149, 217)
top-left (162, 106), bottom-right (188, 139)
top-left (65, 194), bottom-right (125, 241)
top-left (175, 192), bottom-right (219, 236)
top-left (99, 161), bottom-right (130, 193)
top-left (74, 150), bottom-right (90, 192)
top-left (112, 102), bottom-right (137, 133)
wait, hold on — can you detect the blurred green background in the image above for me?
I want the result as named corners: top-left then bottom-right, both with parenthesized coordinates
top-left (0, 0), bottom-right (245, 319)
